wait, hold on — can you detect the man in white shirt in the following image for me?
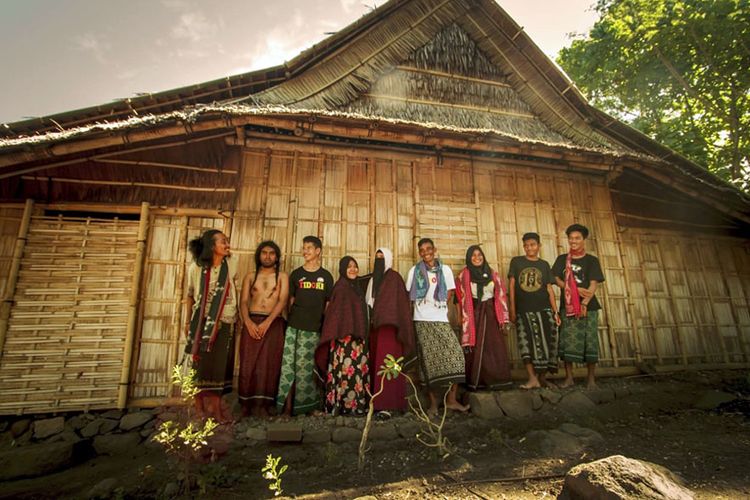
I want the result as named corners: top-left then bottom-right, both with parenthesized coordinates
top-left (406, 238), bottom-right (470, 415)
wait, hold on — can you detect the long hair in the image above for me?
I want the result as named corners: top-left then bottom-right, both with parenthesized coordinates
top-left (252, 240), bottom-right (282, 289)
top-left (188, 229), bottom-right (223, 267)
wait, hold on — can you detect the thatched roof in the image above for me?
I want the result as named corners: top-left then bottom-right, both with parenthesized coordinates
top-left (0, 0), bottom-right (747, 215)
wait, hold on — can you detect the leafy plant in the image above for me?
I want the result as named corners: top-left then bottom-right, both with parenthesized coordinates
top-left (262, 454), bottom-right (288, 497)
top-left (151, 365), bottom-right (219, 494)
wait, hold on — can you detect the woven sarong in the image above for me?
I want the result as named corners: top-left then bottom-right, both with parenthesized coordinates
top-left (193, 321), bottom-right (234, 395)
top-left (276, 326), bottom-right (321, 415)
top-left (414, 321), bottom-right (465, 390)
top-left (238, 314), bottom-right (285, 411)
top-left (517, 308), bottom-right (559, 373)
top-left (559, 310), bottom-right (599, 363)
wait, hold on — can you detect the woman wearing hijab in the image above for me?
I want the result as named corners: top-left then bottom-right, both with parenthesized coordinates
top-left (365, 248), bottom-right (414, 413)
top-left (455, 245), bottom-right (512, 390)
top-left (316, 256), bottom-right (371, 416)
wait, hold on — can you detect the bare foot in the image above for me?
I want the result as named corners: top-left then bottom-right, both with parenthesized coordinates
top-left (520, 380), bottom-right (541, 390)
top-left (446, 402), bottom-right (470, 413)
top-left (560, 378), bottom-right (575, 388)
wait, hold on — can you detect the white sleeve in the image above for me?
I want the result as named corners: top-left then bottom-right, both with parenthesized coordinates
top-left (405, 266), bottom-right (415, 292)
top-left (443, 265), bottom-right (456, 291)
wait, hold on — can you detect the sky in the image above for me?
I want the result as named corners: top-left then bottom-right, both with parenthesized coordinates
top-left (0, 0), bottom-right (599, 124)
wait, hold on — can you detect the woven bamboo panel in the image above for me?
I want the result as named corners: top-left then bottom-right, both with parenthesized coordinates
top-left (0, 215), bottom-right (138, 414)
top-left (130, 214), bottom-right (227, 401)
top-left (0, 208), bottom-right (23, 299)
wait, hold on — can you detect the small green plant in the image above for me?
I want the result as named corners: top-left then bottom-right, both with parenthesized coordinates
top-left (262, 454), bottom-right (288, 497)
top-left (152, 365), bottom-right (219, 494)
top-left (359, 354), bottom-right (452, 470)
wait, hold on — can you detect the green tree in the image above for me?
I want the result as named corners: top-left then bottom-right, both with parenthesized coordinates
top-left (558, 0), bottom-right (750, 189)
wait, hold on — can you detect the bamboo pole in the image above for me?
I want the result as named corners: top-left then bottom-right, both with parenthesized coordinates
top-left (694, 240), bottom-right (730, 363)
top-left (95, 158), bottom-right (238, 175)
top-left (635, 235), bottom-right (662, 364)
top-left (614, 228), bottom-right (643, 363)
top-left (390, 159), bottom-right (399, 267)
top-left (655, 238), bottom-right (688, 365)
top-left (117, 202), bottom-right (150, 409)
top-left (0, 199), bottom-right (34, 359)
top-left (21, 175), bottom-right (236, 193)
top-left (710, 240), bottom-right (747, 363)
top-left (167, 215), bottom-right (188, 398)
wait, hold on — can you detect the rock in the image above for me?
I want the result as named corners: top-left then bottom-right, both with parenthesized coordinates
top-left (614, 387), bottom-right (630, 399)
top-left (163, 481), bottom-right (180, 498)
top-left (267, 424), bottom-right (302, 442)
top-left (559, 391), bottom-right (597, 417)
top-left (0, 421), bottom-right (7, 433)
top-left (694, 390), bottom-right (736, 410)
top-left (119, 412), bottom-right (154, 431)
top-left (142, 418), bottom-right (156, 431)
top-left (540, 388), bottom-right (562, 404)
top-left (99, 419), bottom-right (119, 434)
top-left (304, 428), bottom-right (331, 443)
top-left (585, 388), bottom-right (616, 404)
top-left (80, 420), bottom-right (103, 438)
top-left (335, 416), bottom-right (346, 426)
top-left (495, 392), bottom-right (534, 419)
top-left (100, 409), bottom-right (124, 420)
top-left (33, 417), bottom-right (65, 439)
top-left (245, 427), bottom-right (267, 441)
top-left (0, 440), bottom-right (91, 481)
top-left (531, 392), bottom-right (543, 410)
top-left (332, 427), bottom-right (362, 443)
top-left (46, 430), bottom-right (81, 444)
top-left (560, 455), bottom-right (695, 500)
top-left (15, 430), bottom-right (33, 446)
top-left (140, 428), bottom-right (153, 438)
top-left (467, 392), bottom-right (504, 420)
top-left (66, 414), bottom-right (90, 431)
top-left (558, 423), bottom-right (604, 446)
top-left (87, 477), bottom-right (118, 499)
top-left (10, 419), bottom-right (31, 438)
top-left (367, 423), bottom-right (399, 441)
top-left (396, 421), bottom-right (421, 439)
top-left (93, 433), bottom-right (141, 456)
top-left (524, 429), bottom-right (583, 456)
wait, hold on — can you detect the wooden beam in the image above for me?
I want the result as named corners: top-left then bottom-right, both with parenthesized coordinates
top-left (0, 199), bottom-right (34, 359)
top-left (21, 175), bottom-right (235, 193)
top-left (95, 158), bottom-right (238, 175)
top-left (118, 202), bottom-right (150, 408)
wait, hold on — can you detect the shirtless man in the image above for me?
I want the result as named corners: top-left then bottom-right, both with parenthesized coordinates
top-left (238, 241), bottom-right (289, 417)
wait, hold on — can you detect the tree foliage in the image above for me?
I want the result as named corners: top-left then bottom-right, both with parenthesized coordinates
top-left (558, 0), bottom-right (750, 189)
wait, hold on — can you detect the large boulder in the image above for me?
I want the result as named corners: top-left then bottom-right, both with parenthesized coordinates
top-left (367, 423), bottom-right (399, 441)
top-left (560, 455), bottom-right (694, 500)
top-left (495, 391), bottom-right (534, 419)
top-left (119, 412), bottom-right (153, 431)
top-left (33, 417), bottom-right (65, 439)
top-left (467, 392), bottom-right (504, 419)
top-left (0, 440), bottom-right (92, 481)
top-left (10, 419), bottom-right (31, 438)
top-left (559, 391), bottom-right (597, 417)
top-left (93, 432), bottom-right (142, 456)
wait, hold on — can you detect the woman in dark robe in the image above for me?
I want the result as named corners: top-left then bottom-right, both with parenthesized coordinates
top-left (455, 245), bottom-right (512, 390)
top-left (365, 248), bottom-right (414, 413)
top-left (316, 256), bottom-right (371, 416)
top-left (184, 229), bottom-right (238, 423)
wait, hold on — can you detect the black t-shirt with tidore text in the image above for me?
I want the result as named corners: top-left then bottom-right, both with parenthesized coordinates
top-left (551, 253), bottom-right (605, 311)
top-left (288, 266), bottom-right (334, 332)
top-left (507, 256), bottom-right (554, 313)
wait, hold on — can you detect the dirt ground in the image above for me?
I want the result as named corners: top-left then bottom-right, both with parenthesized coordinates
top-left (2, 369), bottom-right (749, 499)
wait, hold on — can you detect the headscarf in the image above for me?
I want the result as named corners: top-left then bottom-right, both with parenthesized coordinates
top-left (409, 258), bottom-right (448, 303)
top-left (337, 256), bottom-right (369, 330)
top-left (465, 245), bottom-right (492, 299)
top-left (366, 247), bottom-right (393, 307)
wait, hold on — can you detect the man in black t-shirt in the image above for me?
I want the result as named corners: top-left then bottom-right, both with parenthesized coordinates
top-left (508, 232), bottom-right (561, 389)
top-left (276, 235), bottom-right (334, 416)
top-left (551, 224), bottom-right (605, 389)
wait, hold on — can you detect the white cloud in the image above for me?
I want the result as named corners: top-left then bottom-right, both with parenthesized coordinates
top-left (171, 12), bottom-right (216, 42)
top-left (74, 33), bottom-right (111, 64)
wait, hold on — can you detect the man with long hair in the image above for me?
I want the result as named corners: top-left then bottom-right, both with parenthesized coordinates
top-left (238, 240), bottom-right (289, 417)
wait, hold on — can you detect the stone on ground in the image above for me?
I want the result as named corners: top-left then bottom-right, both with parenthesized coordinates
top-left (523, 429), bottom-right (583, 456)
top-left (303, 428), bottom-right (331, 443)
top-left (495, 391), bottom-right (534, 419)
top-left (559, 454), bottom-right (695, 500)
top-left (332, 427), bottom-right (362, 443)
top-left (559, 391), bottom-right (597, 416)
top-left (245, 427), bottom-right (267, 441)
top-left (10, 419), bottom-right (31, 438)
top-left (33, 417), bottom-right (65, 439)
top-left (93, 433), bottom-right (142, 456)
top-left (80, 420), bottom-right (103, 438)
top-left (0, 440), bottom-right (91, 481)
top-left (693, 390), bottom-right (736, 410)
top-left (467, 392), bottom-right (504, 419)
top-left (119, 412), bottom-right (154, 431)
top-left (396, 421), bottom-right (421, 439)
top-left (367, 423), bottom-right (399, 441)
top-left (98, 418), bottom-right (119, 435)
top-left (87, 477), bottom-right (118, 499)
top-left (540, 388), bottom-right (562, 404)
top-left (266, 423), bottom-right (303, 442)
top-left (558, 423), bottom-right (604, 446)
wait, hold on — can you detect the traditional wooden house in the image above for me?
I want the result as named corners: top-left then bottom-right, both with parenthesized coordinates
top-left (0, 0), bottom-right (748, 415)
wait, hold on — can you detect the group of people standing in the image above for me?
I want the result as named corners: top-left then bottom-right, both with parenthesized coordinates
top-left (183, 224), bottom-right (604, 422)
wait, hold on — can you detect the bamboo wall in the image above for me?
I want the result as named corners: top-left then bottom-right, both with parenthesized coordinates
top-left (0, 208), bottom-right (23, 300)
top-left (233, 143), bottom-right (750, 371)
top-left (129, 213), bottom-right (228, 404)
top-left (0, 214), bottom-right (139, 414)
